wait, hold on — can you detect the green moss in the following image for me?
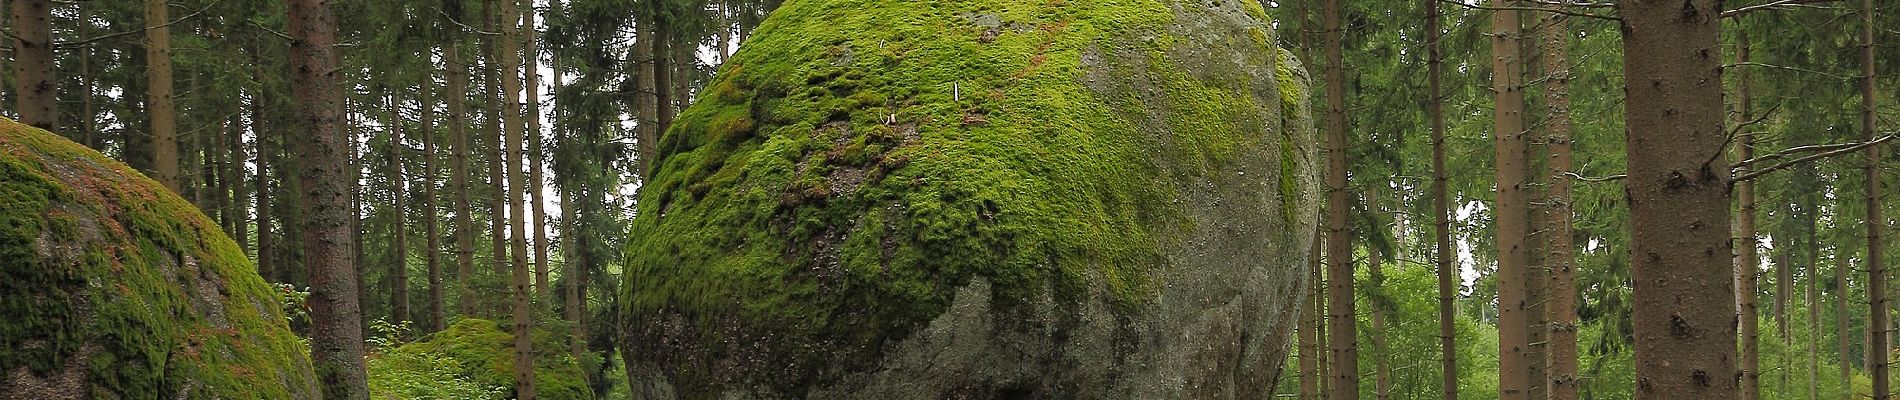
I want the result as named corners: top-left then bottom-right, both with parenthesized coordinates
top-left (369, 319), bottom-right (591, 400)
top-left (0, 118), bottom-right (318, 398)
top-left (622, 0), bottom-right (1305, 395)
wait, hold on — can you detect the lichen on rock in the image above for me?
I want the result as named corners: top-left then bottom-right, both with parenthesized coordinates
top-left (620, 0), bottom-right (1318, 398)
top-left (0, 118), bottom-right (320, 399)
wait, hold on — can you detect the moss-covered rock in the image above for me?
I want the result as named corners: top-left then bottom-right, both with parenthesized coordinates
top-left (368, 319), bottom-right (591, 400)
top-left (0, 118), bottom-right (320, 398)
top-left (620, 0), bottom-right (1318, 398)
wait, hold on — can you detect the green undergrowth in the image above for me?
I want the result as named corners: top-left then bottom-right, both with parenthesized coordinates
top-left (368, 318), bottom-right (592, 400)
top-left (623, 0), bottom-right (1306, 394)
top-left (0, 118), bottom-right (317, 397)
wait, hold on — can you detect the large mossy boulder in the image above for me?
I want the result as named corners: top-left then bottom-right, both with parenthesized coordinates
top-left (621, 0), bottom-right (1317, 398)
top-left (0, 119), bottom-right (320, 398)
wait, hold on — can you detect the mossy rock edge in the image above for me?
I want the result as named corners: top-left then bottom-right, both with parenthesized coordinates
top-left (621, 0), bottom-right (1318, 398)
top-left (0, 119), bottom-right (321, 399)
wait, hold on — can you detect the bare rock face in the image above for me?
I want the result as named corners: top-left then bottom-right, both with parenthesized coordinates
top-left (619, 0), bottom-right (1318, 398)
top-left (0, 119), bottom-right (320, 399)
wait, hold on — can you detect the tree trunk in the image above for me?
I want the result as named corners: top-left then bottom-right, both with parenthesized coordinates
top-left (77, 0), bottom-right (93, 148)
top-left (1428, 0), bottom-right (1457, 397)
top-left (254, 80), bottom-right (275, 281)
top-left (10, 0), bottom-right (52, 131)
top-left (653, 4), bottom-right (675, 137)
top-left (1491, 2), bottom-right (1530, 399)
top-left (485, 0), bottom-right (510, 293)
top-left (147, 0), bottom-right (179, 192)
top-left (1620, 1), bottom-right (1737, 398)
top-left (423, 75), bottom-right (445, 333)
top-left (290, 0), bottom-right (368, 397)
top-left (499, 0), bottom-right (536, 396)
top-left (1734, 28), bottom-right (1761, 400)
top-left (1862, 0), bottom-right (1886, 395)
top-left (549, 19), bottom-right (586, 361)
top-left (525, 0), bottom-right (550, 299)
top-left (1301, 232), bottom-right (1323, 400)
top-left (1808, 204), bottom-right (1821, 400)
top-left (444, 0), bottom-right (477, 318)
top-left (1840, 252), bottom-right (1852, 400)
top-left (634, 16), bottom-right (659, 179)
top-left (1540, 8), bottom-right (1578, 400)
top-left (1322, 0), bottom-right (1356, 397)
top-left (228, 115), bottom-right (248, 250)
top-left (1316, 234), bottom-right (1330, 399)
top-left (1369, 232), bottom-right (1391, 400)
top-left (388, 92), bottom-right (411, 329)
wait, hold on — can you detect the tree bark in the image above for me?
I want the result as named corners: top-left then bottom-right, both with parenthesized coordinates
top-left (634, 11), bottom-right (660, 178)
top-left (1301, 232), bottom-right (1323, 400)
top-left (1807, 202), bottom-right (1820, 400)
top-left (652, 4), bottom-right (674, 137)
top-left (525, 0), bottom-right (550, 300)
top-left (485, 0), bottom-right (510, 293)
top-left (1491, 2), bottom-right (1531, 399)
top-left (1840, 252), bottom-right (1852, 400)
top-left (1862, 0), bottom-right (1885, 396)
top-left (1733, 28), bottom-right (1761, 400)
top-left (289, 0), bottom-right (369, 397)
top-left (228, 115), bottom-right (248, 250)
top-left (1619, 1), bottom-right (1737, 398)
top-left (423, 74), bottom-right (445, 333)
top-left (254, 75), bottom-right (275, 281)
top-left (1428, 0), bottom-right (1457, 397)
top-left (1540, 8), bottom-right (1578, 400)
top-left (499, 0), bottom-right (536, 396)
top-left (444, 0), bottom-right (477, 318)
top-left (1369, 229), bottom-right (1391, 400)
top-left (548, 14), bottom-right (586, 361)
top-left (388, 92), bottom-right (411, 329)
top-left (147, 0), bottom-right (179, 193)
top-left (1322, 0), bottom-right (1356, 397)
top-left (10, 0), bottom-right (52, 131)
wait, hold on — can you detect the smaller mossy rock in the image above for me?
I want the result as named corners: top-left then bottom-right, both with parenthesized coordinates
top-left (368, 319), bottom-right (592, 400)
top-left (0, 118), bottom-right (320, 398)
top-left (621, 0), bottom-right (1319, 398)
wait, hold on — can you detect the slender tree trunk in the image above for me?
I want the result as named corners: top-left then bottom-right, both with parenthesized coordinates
top-left (1862, 0), bottom-right (1886, 396)
top-left (388, 93), bottom-right (411, 329)
top-left (254, 80), bottom-right (275, 281)
top-left (78, 1), bottom-right (94, 148)
top-left (1428, 1), bottom-right (1457, 397)
top-left (1316, 235), bottom-right (1330, 399)
top-left (1620, 2), bottom-right (1737, 398)
top-left (499, 0), bottom-right (536, 396)
top-left (1301, 232), bottom-right (1323, 400)
top-left (652, 4), bottom-right (674, 137)
top-left (1734, 28), bottom-right (1762, 400)
top-left (1841, 252), bottom-right (1853, 400)
top-left (147, 0), bottom-right (179, 192)
top-left (1491, 2), bottom-right (1531, 399)
top-left (423, 75), bottom-right (445, 333)
top-left (10, 0), bottom-right (52, 131)
top-left (289, 0), bottom-right (368, 397)
top-left (549, 18), bottom-right (586, 361)
top-left (1808, 207), bottom-right (1821, 400)
top-left (635, 11), bottom-right (660, 178)
top-left (1369, 232), bottom-right (1391, 400)
top-left (229, 115), bottom-right (248, 250)
top-left (1322, 0), bottom-right (1356, 397)
top-left (485, 0), bottom-right (510, 291)
top-left (1540, 8), bottom-right (1578, 400)
top-left (444, 0), bottom-right (477, 318)
top-left (525, 0), bottom-right (550, 299)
